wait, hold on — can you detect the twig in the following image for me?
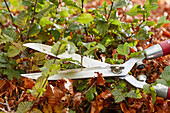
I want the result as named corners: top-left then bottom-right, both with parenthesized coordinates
top-left (0, 107), bottom-right (8, 113)
top-left (128, 20), bottom-right (145, 38)
top-left (120, 6), bottom-right (128, 21)
top-left (0, 102), bottom-right (7, 106)
top-left (81, 0), bottom-right (88, 36)
top-left (81, 0), bottom-right (84, 13)
top-left (26, 0), bottom-right (38, 40)
top-left (4, 0), bottom-right (20, 33)
top-left (4, 96), bottom-right (11, 111)
top-left (107, 1), bottom-right (114, 21)
top-left (28, 74), bottom-right (49, 113)
top-left (83, 81), bottom-right (96, 95)
top-left (0, 97), bottom-right (11, 112)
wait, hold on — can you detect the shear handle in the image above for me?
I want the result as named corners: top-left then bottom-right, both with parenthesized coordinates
top-left (153, 84), bottom-right (170, 99)
top-left (144, 39), bottom-right (170, 59)
top-left (159, 39), bottom-right (170, 56)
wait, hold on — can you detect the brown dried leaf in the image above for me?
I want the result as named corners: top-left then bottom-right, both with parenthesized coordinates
top-left (96, 90), bottom-right (112, 100)
top-left (57, 78), bottom-right (74, 95)
top-left (53, 86), bottom-right (65, 99)
top-left (43, 104), bottom-right (53, 113)
top-left (87, 76), bottom-right (96, 86)
top-left (91, 99), bottom-right (103, 113)
top-left (0, 80), bottom-right (6, 92)
top-left (95, 72), bottom-right (106, 86)
top-left (130, 101), bottom-right (143, 110)
top-left (73, 92), bottom-right (82, 109)
top-left (24, 77), bottom-right (35, 89)
top-left (120, 102), bottom-right (130, 113)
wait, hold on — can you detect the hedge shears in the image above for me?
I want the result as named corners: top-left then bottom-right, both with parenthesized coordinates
top-left (22, 39), bottom-right (170, 98)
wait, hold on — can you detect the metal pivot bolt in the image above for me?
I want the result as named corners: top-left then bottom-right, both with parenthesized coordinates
top-left (136, 61), bottom-right (145, 69)
top-left (137, 74), bottom-right (147, 82)
top-left (110, 66), bottom-right (124, 74)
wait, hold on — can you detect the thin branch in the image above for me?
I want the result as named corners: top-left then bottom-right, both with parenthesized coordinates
top-left (83, 81), bottom-right (96, 95)
top-left (0, 97), bottom-right (11, 112)
top-left (128, 20), bottom-right (145, 38)
top-left (0, 102), bottom-right (7, 106)
top-left (26, 0), bottom-right (38, 40)
top-left (107, 1), bottom-right (114, 21)
top-left (0, 107), bottom-right (8, 113)
top-left (4, 0), bottom-right (20, 33)
top-left (4, 97), bottom-right (11, 111)
top-left (81, 0), bottom-right (84, 13)
top-left (120, 6), bottom-right (128, 21)
top-left (28, 74), bottom-right (49, 113)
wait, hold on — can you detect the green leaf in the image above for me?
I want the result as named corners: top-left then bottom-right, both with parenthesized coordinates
top-left (68, 41), bottom-right (77, 54)
top-left (127, 51), bottom-right (143, 59)
top-left (113, 0), bottom-right (130, 8)
top-left (49, 0), bottom-right (59, 6)
top-left (0, 52), bottom-right (8, 63)
top-left (86, 87), bottom-right (95, 102)
top-left (15, 10), bottom-right (29, 29)
top-left (51, 29), bottom-right (60, 41)
top-left (157, 16), bottom-right (170, 24)
top-left (156, 79), bottom-right (169, 87)
top-left (117, 42), bottom-right (129, 55)
top-left (29, 23), bottom-right (41, 37)
top-left (145, 21), bottom-right (155, 26)
top-left (7, 45), bottom-right (20, 57)
top-left (146, 0), bottom-right (158, 11)
top-left (111, 88), bottom-right (126, 103)
top-left (36, 4), bottom-right (54, 18)
top-left (127, 89), bottom-right (142, 99)
top-left (69, 109), bottom-right (76, 113)
top-left (32, 52), bottom-right (46, 65)
top-left (110, 20), bottom-right (121, 26)
top-left (155, 16), bottom-right (170, 28)
top-left (76, 13), bottom-right (94, 24)
top-left (160, 66), bottom-right (170, 79)
top-left (63, 0), bottom-right (81, 10)
top-left (126, 4), bottom-right (142, 16)
top-left (150, 87), bottom-right (157, 103)
top-left (39, 17), bottom-right (53, 26)
top-left (16, 101), bottom-right (33, 113)
top-left (0, 34), bottom-right (14, 44)
top-left (51, 41), bottom-right (68, 55)
top-left (143, 84), bottom-right (150, 93)
top-left (156, 66), bottom-right (170, 87)
top-left (2, 29), bottom-right (18, 40)
top-left (40, 59), bottom-right (60, 76)
top-left (4, 66), bottom-right (20, 80)
top-left (31, 76), bottom-right (48, 97)
top-left (83, 43), bottom-right (106, 55)
top-left (132, 28), bottom-right (150, 40)
top-left (96, 20), bottom-right (109, 36)
top-left (128, 40), bottom-right (138, 47)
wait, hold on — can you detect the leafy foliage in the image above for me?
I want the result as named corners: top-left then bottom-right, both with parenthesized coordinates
top-left (117, 42), bottom-right (129, 55)
top-left (16, 101), bottom-right (33, 113)
top-left (143, 84), bottom-right (157, 103)
top-left (0, 0), bottom-right (169, 112)
top-left (156, 66), bottom-right (170, 87)
top-left (76, 13), bottom-right (94, 24)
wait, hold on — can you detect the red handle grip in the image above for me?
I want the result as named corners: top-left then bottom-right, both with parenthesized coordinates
top-left (159, 39), bottom-right (170, 56)
top-left (167, 87), bottom-right (170, 99)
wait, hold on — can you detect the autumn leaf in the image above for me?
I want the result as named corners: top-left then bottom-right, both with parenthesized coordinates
top-left (95, 72), bottom-right (106, 86)
top-left (73, 92), bottom-right (82, 109)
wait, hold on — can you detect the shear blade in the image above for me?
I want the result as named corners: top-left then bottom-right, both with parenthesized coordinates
top-left (23, 43), bottom-right (110, 68)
